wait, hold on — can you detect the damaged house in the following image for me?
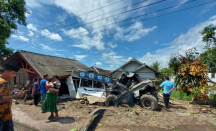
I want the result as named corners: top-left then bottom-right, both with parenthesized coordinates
top-left (110, 58), bottom-right (160, 80)
top-left (2, 50), bottom-right (95, 97)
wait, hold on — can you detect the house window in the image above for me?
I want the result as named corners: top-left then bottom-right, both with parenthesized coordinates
top-left (23, 76), bottom-right (25, 85)
top-left (14, 77), bottom-right (16, 84)
top-left (211, 73), bottom-right (215, 78)
top-left (19, 75), bottom-right (22, 85)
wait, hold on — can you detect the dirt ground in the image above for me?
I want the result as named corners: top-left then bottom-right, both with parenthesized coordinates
top-left (12, 98), bottom-right (216, 131)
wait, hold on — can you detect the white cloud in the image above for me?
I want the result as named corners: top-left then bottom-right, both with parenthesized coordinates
top-left (57, 13), bottom-right (67, 22)
top-left (28, 31), bottom-right (34, 37)
top-left (155, 41), bottom-right (159, 44)
top-left (74, 55), bottom-right (88, 60)
top-left (27, 24), bottom-right (38, 31)
top-left (39, 43), bottom-right (56, 51)
top-left (25, 9), bottom-right (32, 18)
top-left (102, 52), bottom-right (128, 69)
top-left (58, 49), bottom-right (66, 51)
top-left (174, 0), bottom-right (188, 9)
top-left (138, 15), bottom-right (216, 68)
top-left (55, 53), bottom-right (62, 56)
top-left (115, 22), bottom-right (157, 42)
top-left (107, 42), bottom-right (117, 48)
top-left (26, 0), bottom-right (156, 50)
top-left (41, 29), bottom-right (62, 41)
top-left (11, 35), bottom-right (29, 42)
top-left (64, 27), bottom-right (104, 50)
top-left (95, 62), bottom-right (103, 66)
top-left (25, 0), bottom-right (42, 8)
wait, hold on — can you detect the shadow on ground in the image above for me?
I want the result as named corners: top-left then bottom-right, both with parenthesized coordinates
top-left (46, 117), bottom-right (75, 124)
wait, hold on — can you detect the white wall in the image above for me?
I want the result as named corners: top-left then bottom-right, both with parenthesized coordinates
top-left (122, 61), bottom-right (141, 72)
top-left (208, 73), bottom-right (216, 86)
top-left (135, 67), bottom-right (155, 79)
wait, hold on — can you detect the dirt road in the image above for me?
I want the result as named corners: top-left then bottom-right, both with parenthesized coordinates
top-left (12, 99), bottom-right (216, 131)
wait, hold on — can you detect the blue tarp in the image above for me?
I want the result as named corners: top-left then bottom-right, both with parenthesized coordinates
top-left (78, 71), bottom-right (112, 84)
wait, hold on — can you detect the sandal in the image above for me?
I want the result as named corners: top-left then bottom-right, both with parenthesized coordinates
top-left (52, 117), bottom-right (59, 121)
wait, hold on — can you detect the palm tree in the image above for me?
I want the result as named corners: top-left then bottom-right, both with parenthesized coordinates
top-left (150, 61), bottom-right (161, 71)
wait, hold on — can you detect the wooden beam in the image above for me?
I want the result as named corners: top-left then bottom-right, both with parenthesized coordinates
top-left (20, 68), bottom-right (36, 74)
top-left (17, 53), bottom-right (41, 78)
top-left (26, 62), bottom-right (27, 71)
top-left (21, 61), bottom-right (24, 69)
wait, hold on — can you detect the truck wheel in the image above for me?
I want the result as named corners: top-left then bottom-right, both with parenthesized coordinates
top-left (140, 95), bottom-right (158, 111)
top-left (105, 95), bottom-right (116, 107)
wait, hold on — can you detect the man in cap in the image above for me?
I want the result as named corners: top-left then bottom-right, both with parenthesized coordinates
top-left (157, 76), bottom-right (175, 109)
top-left (0, 64), bottom-right (25, 130)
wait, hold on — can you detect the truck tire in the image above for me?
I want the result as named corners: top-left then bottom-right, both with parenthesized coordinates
top-left (105, 95), bottom-right (116, 107)
top-left (140, 95), bottom-right (158, 111)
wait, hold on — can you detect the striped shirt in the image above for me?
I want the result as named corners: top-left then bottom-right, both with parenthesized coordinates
top-left (48, 81), bottom-right (61, 92)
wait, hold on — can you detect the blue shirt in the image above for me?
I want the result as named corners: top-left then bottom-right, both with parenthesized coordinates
top-left (40, 79), bottom-right (47, 94)
top-left (33, 82), bottom-right (40, 95)
top-left (160, 80), bottom-right (175, 95)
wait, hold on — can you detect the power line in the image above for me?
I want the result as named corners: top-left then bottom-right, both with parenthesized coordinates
top-left (9, 0), bottom-right (127, 43)
top-left (11, 0), bottom-right (200, 48)
top-left (42, 0), bottom-right (168, 33)
top-left (42, 0), bottom-right (126, 29)
top-left (10, 0), bottom-right (166, 45)
top-left (17, 0), bottom-right (216, 50)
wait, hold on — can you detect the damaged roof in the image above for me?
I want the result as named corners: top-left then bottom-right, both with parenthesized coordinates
top-left (90, 67), bottom-right (112, 76)
top-left (3, 50), bottom-right (94, 78)
top-left (110, 58), bottom-right (160, 78)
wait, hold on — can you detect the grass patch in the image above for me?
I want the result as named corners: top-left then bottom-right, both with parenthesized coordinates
top-left (170, 91), bottom-right (192, 101)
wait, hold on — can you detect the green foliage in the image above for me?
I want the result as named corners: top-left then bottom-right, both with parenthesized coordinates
top-left (168, 47), bottom-right (209, 99)
top-left (209, 94), bottom-right (216, 99)
top-left (200, 47), bottom-right (216, 71)
top-left (200, 24), bottom-right (216, 71)
top-left (155, 67), bottom-right (173, 85)
top-left (170, 91), bottom-right (192, 101)
top-left (169, 48), bottom-right (199, 75)
top-left (0, 0), bottom-right (29, 57)
top-left (201, 24), bottom-right (216, 49)
top-left (150, 61), bottom-right (161, 71)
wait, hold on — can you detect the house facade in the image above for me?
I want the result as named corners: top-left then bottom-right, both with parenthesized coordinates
top-left (208, 73), bottom-right (216, 86)
top-left (2, 50), bottom-right (94, 95)
top-left (110, 58), bottom-right (160, 80)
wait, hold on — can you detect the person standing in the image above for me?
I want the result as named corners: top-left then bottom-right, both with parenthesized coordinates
top-left (0, 64), bottom-right (25, 131)
top-left (41, 75), bottom-right (61, 121)
top-left (39, 74), bottom-right (49, 105)
top-left (31, 78), bottom-right (40, 106)
top-left (157, 77), bottom-right (175, 109)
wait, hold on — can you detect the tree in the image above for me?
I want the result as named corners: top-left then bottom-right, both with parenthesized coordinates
top-left (0, 0), bottom-right (29, 58)
top-left (155, 67), bottom-right (173, 86)
top-left (150, 61), bottom-right (161, 71)
top-left (200, 24), bottom-right (216, 71)
top-left (169, 48), bottom-right (208, 100)
top-left (200, 47), bottom-right (216, 72)
top-left (201, 24), bottom-right (216, 48)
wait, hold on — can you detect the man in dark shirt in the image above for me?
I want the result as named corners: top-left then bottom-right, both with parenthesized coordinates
top-left (31, 78), bottom-right (40, 106)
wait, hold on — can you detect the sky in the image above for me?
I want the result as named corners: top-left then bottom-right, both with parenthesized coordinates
top-left (6, 0), bottom-right (216, 71)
